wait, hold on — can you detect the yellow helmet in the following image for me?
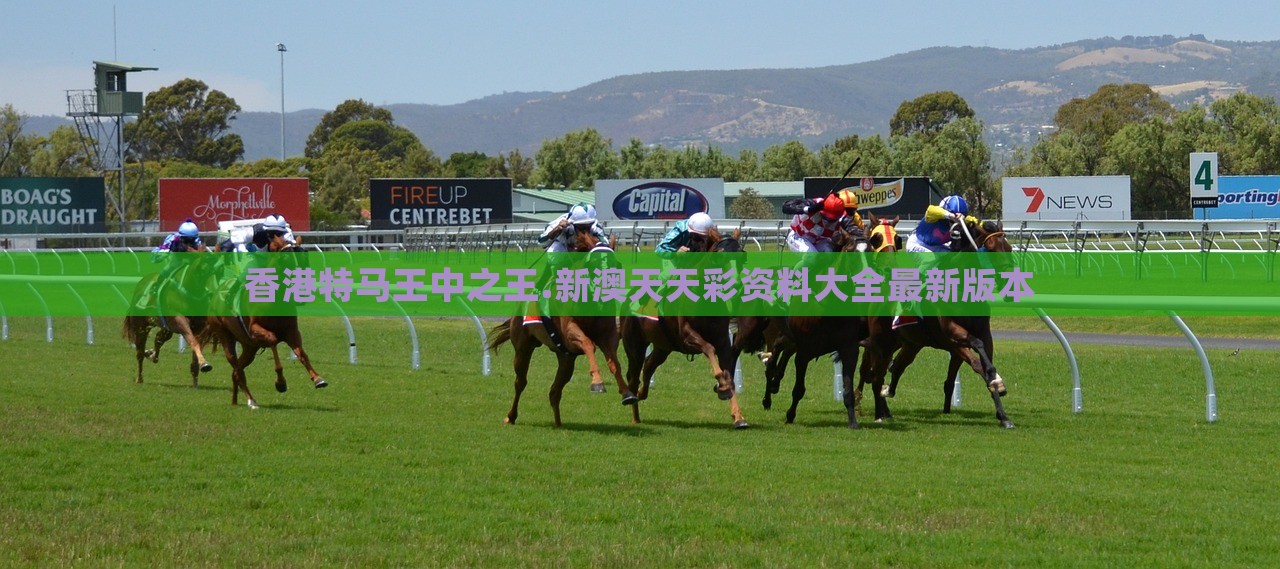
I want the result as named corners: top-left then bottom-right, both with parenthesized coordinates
top-left (837, 188), bottom-right (859, 209)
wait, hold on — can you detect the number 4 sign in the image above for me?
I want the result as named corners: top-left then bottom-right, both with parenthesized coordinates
top-left (1190, 152), bottom-right (1218, 208)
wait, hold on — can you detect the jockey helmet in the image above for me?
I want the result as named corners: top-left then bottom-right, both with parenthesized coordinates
top-left (687, 212), bottom-right (714, 235)
top-left (263, 214), bottom-right (288, 231)
top-left (939, 195), bottom-right (969, 215)
top-left (837, 188), bottom-right (859, 209)
top-left (568, 204), bottom-right (595, 225)
top-left (177, 219), bottom-right (199, 238)
top-left (821, 193), bottom-right (846, 220)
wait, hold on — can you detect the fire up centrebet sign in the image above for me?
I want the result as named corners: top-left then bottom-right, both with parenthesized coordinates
top-left (369, 178), bottom-right (513, 229)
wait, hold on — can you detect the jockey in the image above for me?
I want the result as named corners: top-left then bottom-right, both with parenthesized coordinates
top-left (538, 203), bottom-right (608, 253)
top-left (137, 219), bottom-right (202, 309)
top-left (784, 193), bottom-right (846, 253)
top-left (835, 188), bottom-right (866, 238)
top-left (656, 211), bottom-right (715, 256)
top-left (906, 194), bottom-right (977, 253)
top-left (527, 203), bottom-right (608, 332)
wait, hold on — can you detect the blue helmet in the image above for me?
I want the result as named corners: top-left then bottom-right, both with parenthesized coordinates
top-left (939, 195), bottom-right (969, 215)
top-left (177, 219), bottom-right (199, 238)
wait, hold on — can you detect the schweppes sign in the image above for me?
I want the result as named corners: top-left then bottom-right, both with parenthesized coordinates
top-left (804, 176), bottom-right (934, 218)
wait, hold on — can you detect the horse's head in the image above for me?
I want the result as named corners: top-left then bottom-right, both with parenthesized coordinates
top-left (865, 212), bottom-right (900, 253)
top-left (950, 219), bottom-right (1009, 254)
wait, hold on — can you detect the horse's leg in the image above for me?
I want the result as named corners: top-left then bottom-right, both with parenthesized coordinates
top-left (638, 348), bottom-right (671, 401)
top-left (677, 319), bottom-right (733, 399)
top-left (505, 322), bottom-right (534, 425)
top-left (960, 335), bottom-right (1015, 429)
top-left (942, 353), bottom-right (964, 414)
top-left (215, 332), bottom-right (242, 406)
top-left (596, 332), bottom-right (638, 407)
top-left (621, 318), bottom-right (648, 400)
top-left (235, 347), bottom-right (260, 409)
top-left (271, 346), bottom-right (288, 393)
top-left (171, 316), bottom-right (213, 374)
top-left (149, 327), bottom-right (173, 364)
top-left (763, 340), bottom-right (793, 411)
top-left (785, 354), bottom-right (809, 424)
top-left (280, 326), bottom-right (328, 389)
top-left (887, 342), bottom-right (924, 398)
top-left (548, 353), bottom-right (577, 427)
top-left (189, 351), bottom-right (200, 388)
top-left (583, 337), bottom-right (607, 394)
top-left (837, 345), bottom-right (864, 429)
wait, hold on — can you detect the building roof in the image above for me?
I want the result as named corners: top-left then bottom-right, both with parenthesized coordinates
top-left (513, 187), bottom-right (595, 207)
top-left (93, 60), bottom-right (159, 73)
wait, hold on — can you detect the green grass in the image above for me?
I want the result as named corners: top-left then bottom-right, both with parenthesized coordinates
top-left (1, 316), bottom-right (1278, 567)
top-left (994, 315), bottom-right (1280, 339)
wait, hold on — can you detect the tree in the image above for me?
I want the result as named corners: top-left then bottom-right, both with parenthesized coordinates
top-left (311, 146), bottom-right (390, 226)
top-left (443, 151), bottom-right (499, 178)
top-left (1052, 83), bottom-right (1173, 174)
top-left (728, 187), bottom-right (776, 219)
top-left (28, 125), bottom-right (96, 177)
top-left (126, 78), bottom-right (244, 168)
top-left (0, 104), bottom-right (39, 176)
top-left (760, 140), bottom-right (818, 181)
top-left (326, 119), bottom-right (422, 162)
top-left (890, 91), bottom-right (975, 138)
top-left (924, 118), bottom-right (995, 215)
top-left (305, 99), bottom-right (395, 159)
top-left (532, 128), bottom-right (619, 188)
top-left (500, 149), bottom-right (535, 187)
top-left (1209, 92), bottom-right (1280, 175)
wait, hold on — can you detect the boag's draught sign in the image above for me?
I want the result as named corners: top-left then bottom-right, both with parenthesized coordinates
top-left (0, 177), bottom-right (106, 234)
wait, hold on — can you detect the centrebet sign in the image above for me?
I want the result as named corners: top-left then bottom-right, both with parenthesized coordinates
top-left (1002, 176), bottom-right (1131, 221)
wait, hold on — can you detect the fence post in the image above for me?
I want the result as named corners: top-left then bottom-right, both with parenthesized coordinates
top-left (24, 283), bottom-right (53, 343)
top-left (1168, 311), bottom-right (1217, 423)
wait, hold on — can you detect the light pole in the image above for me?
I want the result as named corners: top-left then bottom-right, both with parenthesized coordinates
top-left (277, 43), bottom-right (287, 160)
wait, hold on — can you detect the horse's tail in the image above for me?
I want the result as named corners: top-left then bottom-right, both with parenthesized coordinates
top-left (198, 319), bottom-right (222, 351)
top-left (121, 316), bottom-right (140, 344)
top-left (488, 319), bottom-right (513, 352)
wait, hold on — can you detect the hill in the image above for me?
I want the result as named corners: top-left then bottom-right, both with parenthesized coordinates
top-left (22, 35), bottom-right (1280, 162)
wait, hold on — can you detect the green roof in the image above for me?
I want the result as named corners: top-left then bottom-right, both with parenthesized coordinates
top-left (513, 187), bottom-right (595, 207)
top-left (93, 60), bottom-right (159, 72)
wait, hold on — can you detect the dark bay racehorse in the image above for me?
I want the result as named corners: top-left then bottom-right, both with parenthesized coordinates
top-left (868, 218), bottom-right (1017, 429)
top-left (202, 232), bottom-right (328, 409)
top-left (122, 238), bottom-right (218, 386)
top-left (488, 231), bottom-right (638, 426)
top-left (620, 229), bottom-right (750, 429)
top-left (753, 214), bottom-right (900, 428)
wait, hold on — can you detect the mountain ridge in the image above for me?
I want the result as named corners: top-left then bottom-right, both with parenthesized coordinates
top-left (20, 35), bottom-right (1280, 163)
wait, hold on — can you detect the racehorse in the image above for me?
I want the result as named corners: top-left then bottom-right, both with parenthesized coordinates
top-left (620, 228), bottom-right (750, 429)
top-left (202, 231), bottom-right (328, 409)
top-left (755, 214), bottom-right (900, 428)
top-left (122, 238), bottom-right (218, 387)
top-left (869, 218), bottom-right (1017, 429)
top-left (488, 231), bottom-right (638, 426)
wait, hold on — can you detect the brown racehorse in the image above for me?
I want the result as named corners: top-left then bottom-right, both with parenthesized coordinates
top-left (122, 238), bottom-right (218, 386)
top-left (753, 214), bottom-right (900, 428)
top-left (488, 231), bottom-right (638, 426)
top-left (867, 218), bottom-right (1017, 429)
top-left (202, 232), bottom-right (328, 409)
top-left (620, 228), bottom-right (750, 429)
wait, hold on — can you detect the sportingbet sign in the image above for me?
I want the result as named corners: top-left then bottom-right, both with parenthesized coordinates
top-left (594, 179), bottom-right (724, 221)
top-left (1190, 152), bottom-right (1219, 209)
top-left (1002, 176), bottom-right (1131, 221)
top-left (1206, 176), bottom-right (1280, 219)
top-left (0, 177), bottom-right (106, 234)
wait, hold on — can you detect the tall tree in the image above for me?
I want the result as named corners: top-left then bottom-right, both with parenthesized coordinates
top-left (28, 125), bottom-right (96, 177)
top-left (727, 187), bottom-right (776, 219)
top-left (0, 104), bottom-right (39, 176)
top-left (760, 140), bottom-right (818, 181)
top-left (531, 128), bottom-right (619, 188)
top-left (1052, 83), bottom-right (1173, 174)
top-left (305, 99), bottom-right (395, 159)
top-left (1209, 92), bottom-right (1280, 175)
top-left (326, 119), bottom-right (422, 162)
top-left (890, 91), bottom-right (975, 138)
top-left (126, 78), bottom-right (244, 168)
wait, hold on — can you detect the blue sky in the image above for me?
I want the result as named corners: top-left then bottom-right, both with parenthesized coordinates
top-left (2, 0), bottom-right (1276, 117)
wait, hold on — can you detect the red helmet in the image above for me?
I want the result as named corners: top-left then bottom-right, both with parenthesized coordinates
top-left (821, 193), bottom-right (846, 220)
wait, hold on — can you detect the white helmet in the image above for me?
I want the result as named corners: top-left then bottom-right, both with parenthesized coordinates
top-left (568, 204), bottom-right (595, 225)
top-left (263, 214), bottom-right (288, 231)
top-left (687, 212), bottom-right (714, 235)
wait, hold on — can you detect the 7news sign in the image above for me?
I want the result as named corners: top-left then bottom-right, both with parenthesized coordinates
top-left (1190, 152), bottom-right (1219, 209)
top-left (1001, 176), bottom-right (1131, 221)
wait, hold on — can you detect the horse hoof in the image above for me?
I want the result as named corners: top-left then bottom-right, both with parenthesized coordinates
top-left (621, 394), bottom-right (638, 406)
top-left (733, 420), bottom-right (750, 429)
top-left (762, 400), bottom-right (772, 411)
top-left (848, 422), bottom-right (860, 430)
top-left (200, 363), bottom-right (213, 373)
top-left (590, 383), bottom-right (607, 394)
top-left (247, 400), bottom-right (259, 410)
top-left (1001, 421), bottom-right (1016, 429)
top-left (314, 379), bottom-right (329, 389)
top-left (275, 382), bottom-right (288, 394)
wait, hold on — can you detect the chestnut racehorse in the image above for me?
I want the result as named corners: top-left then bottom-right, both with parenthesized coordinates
top-left (122, 239), bottom-right (218, 387)
top-left (488, 231), bottom-right (638, 426)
